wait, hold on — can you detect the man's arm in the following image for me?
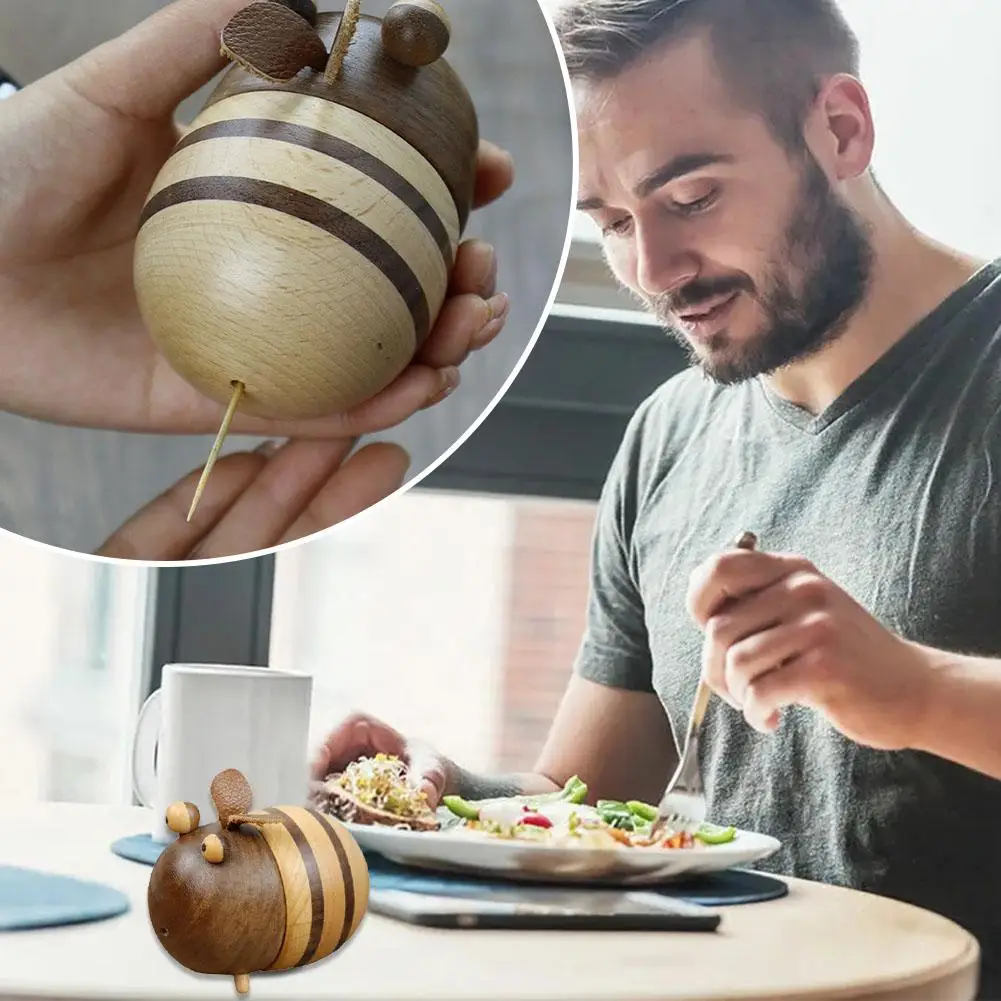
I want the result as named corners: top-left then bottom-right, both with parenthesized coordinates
top-left (910, 647), bottom-right (1001, 781)
top-left (446, 675), bottom-right (678, 805)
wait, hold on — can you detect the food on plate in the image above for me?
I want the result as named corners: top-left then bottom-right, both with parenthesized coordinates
top-left (312, 754), bottom-right (739, 851)
top-left (441, 778), bottom-right (737, 851)
top-left (311, 753), bottom-right (439, 831)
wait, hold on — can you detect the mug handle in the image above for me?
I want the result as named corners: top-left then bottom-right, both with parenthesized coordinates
top-left (131, 688), bottom-right (162, 808)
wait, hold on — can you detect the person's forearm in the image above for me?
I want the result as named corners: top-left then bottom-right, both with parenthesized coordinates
top-left (446, 763), bottom-right (562, 801)
top-left (910, 644), bottom-right (1001, 781)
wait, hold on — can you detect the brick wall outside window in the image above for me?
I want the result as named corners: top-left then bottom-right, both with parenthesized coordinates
top-left (494, 501), bottom-right (598, 772)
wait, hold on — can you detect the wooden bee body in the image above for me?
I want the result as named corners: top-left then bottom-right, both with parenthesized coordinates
top-left (148, 771), bottom-right (370, 995)
top-left (133, 0), bottom-right (477, 421)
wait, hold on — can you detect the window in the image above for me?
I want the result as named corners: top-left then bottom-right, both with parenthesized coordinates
top-left (0, 535), bottom-right (155, 805)
top-left (270, 490), bottom-right (598, 773)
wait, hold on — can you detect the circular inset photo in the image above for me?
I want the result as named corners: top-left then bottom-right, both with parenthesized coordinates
top-left (0, 0), bottom-right (574, 561)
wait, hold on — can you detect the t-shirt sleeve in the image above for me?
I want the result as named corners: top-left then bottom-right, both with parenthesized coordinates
top-left (572, 404), bottom-right (656, 693)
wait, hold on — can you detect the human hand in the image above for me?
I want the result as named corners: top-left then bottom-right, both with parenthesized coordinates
top-left (0, 0), bottom-right (513, 438)
top-left (95, 436), bottom-right (410, 561)
top-left (309, 712), bottom-right (450, 809)
top-left (686, 548), bottom-right (936, 750)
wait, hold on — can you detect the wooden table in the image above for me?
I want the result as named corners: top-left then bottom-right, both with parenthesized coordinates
top-left (0, 803), bottom-right (980, 1001)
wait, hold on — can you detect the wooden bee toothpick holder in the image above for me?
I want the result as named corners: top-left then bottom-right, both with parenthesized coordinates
top-left (147, 768), bottom-right (370, 995)
top-left (132, 0), bottom-right (479, 517)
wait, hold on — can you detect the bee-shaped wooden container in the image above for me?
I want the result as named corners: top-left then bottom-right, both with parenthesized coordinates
top-left (147, 768), bottom-right (370, 995)
top-left (133, 0), bottom-right (477, 424)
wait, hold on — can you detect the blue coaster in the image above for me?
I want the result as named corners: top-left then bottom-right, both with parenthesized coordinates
top-left (111, 833), bottom-right (165, 867)
top-left (0, 865), bottom-right (130, 931)
top-left (363, 852), bottom-right (787, 907)
top-left (110, 834), bottom-right (787, 907)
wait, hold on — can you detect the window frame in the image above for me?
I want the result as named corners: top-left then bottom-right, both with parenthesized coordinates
top-left (143, 558), bottom-right (275, 699)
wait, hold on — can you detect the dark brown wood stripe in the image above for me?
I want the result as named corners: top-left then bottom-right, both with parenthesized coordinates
top-left (173, 118), bottom-right (453, 266)
top-left (266, 808), bottom-right (325, 967)
top-left (203, 12), bottom-right (478, 230)
top-left (140, 176), bottom-right (430, 345)
top-left (314, 811), bottom-right (356, 951)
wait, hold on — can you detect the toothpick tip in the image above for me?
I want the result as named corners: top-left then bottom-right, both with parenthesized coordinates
top-left (187, 381), bottom-right (246, 524)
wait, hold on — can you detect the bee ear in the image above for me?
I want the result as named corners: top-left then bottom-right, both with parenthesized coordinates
top-left (220, 1), bottom-right (328, 82)
top-left (381, 0), bottom-right (451, 68)
top-left (165, 801), bottom-right (201, 835)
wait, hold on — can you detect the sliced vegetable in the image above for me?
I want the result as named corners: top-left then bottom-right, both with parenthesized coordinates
top-left (448, 775), bottom-right (589, 815)
top-left (596, 800), bottom-right (636, 830)
top-left (519, 813), bottom-right (553, 829)
top-left (559, 775), bottom-right (589, 804)
top-left (441, 795), bottom-right (480, 821)
top-left (696, 824), bottom-right (737, 845)
top-left (625, 800), bottom-right (658, 822)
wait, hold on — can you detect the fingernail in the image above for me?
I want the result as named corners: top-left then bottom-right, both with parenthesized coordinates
top-left (255, 439), bottom-right (280, 457)
top-left (470, 294), bottom-right (510, 349)
top-left (486, 292), bottom-right (509, 323)
top-left (422, 366), bottom-right (460, 409)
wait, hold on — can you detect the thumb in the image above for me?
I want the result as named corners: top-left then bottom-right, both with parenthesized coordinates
top-left (404, 741), bottom-right (448, 808)
top-left (59, 0), bottom-right (250, 121)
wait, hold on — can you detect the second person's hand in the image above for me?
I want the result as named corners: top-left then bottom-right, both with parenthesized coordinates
top-left (309, 712), bottom-right (450, 810)
top-left (95, 436), bottom-right (412, 561)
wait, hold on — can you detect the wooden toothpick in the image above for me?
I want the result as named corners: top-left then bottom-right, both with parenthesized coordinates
top-left (187, 381), bottom-right (245, 522)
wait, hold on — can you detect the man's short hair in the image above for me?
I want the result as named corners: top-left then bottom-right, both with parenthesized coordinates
top-left (553, 0), bottom-right (861, 152)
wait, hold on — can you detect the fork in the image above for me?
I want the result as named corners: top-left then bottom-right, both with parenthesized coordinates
top-left (648, 530), bottom-right (758, 840)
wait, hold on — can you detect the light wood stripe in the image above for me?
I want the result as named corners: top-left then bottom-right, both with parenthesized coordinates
top-left (253, 807), bottom-right (361, 970)
top-left (295, 810), bottom-right (353, 964)
top-left (313, 813), bottom-right (355, 951)
top-left (188, 90), bottom-right (460, 245)
top-left (315, 811), bottom-right (370, 942)
top-left (263, 808), bottom-right (325, 968)
top-left (140, 176), bottom-right (431, 344)
top-left (172, 118), bottom-right (453, 265)
top-left (133, 200), bottom-right (417, 412)
top-left (144, 137), bottom-right (447, 319)
top-left (251, 809), bottom-right (316, 970)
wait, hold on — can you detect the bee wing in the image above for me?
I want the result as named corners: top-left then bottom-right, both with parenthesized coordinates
top-left (220, 1), bottom-right (328, 83)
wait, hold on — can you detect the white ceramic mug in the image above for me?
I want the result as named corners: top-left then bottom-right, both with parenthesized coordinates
top-left (131, 663), bottom-right (313, 843)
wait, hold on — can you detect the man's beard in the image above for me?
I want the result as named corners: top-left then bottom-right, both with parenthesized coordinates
top-left (639, 155), bottom-right (875, 385)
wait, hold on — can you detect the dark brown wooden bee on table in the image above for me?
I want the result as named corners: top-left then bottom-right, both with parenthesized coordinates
top-left (147, 768), bottom-right (370, 996)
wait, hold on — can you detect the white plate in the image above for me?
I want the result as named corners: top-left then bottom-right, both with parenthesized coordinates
top-left (346, 822), bottom-right (782, 886)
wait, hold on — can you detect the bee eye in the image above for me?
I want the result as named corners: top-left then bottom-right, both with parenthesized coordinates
top-left (201, 834), bottom-right (225, 863)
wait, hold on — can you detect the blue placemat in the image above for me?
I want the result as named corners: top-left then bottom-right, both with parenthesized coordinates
top-left (110, 833), bottom-right (786, 906)
top-left (364, 851), bottom-right (786, 906)
top-left (0, 865), bottom-right (130, 931)
top-left (111, 833), bottom-right (165, 867)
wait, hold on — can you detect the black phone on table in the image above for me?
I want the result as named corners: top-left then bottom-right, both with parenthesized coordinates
top-left (369, 886), bottom-right (721, 931)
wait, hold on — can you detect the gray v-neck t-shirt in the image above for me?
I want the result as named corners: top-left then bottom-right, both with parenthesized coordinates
top-left (575, 261), bottom-right (1001, 996)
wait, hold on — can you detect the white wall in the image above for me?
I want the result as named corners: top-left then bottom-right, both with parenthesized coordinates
top-left (541, 0), bottom-right (1001, 262)
top-left (270, 493), bottom-right (516, 773)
